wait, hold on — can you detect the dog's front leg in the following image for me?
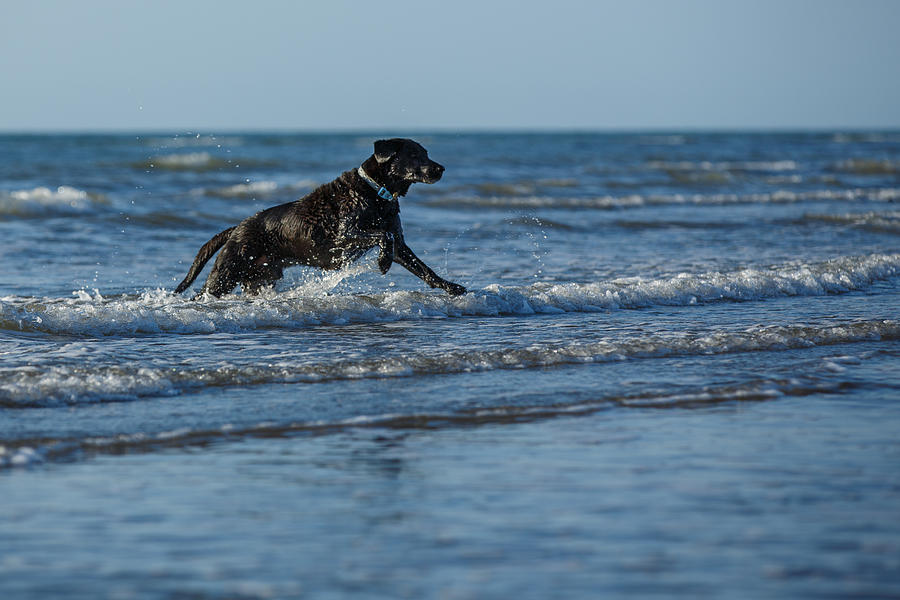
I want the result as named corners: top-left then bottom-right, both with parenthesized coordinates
top-left (394, 242), bottom-right (467, 296)
top-left (337, 230), bottom-right (395, 273)
top-left (376, 232), bottom-right (395, 274)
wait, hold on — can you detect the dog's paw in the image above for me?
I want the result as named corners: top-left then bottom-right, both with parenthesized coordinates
top-left (444, 282), bottom-right (467, 297)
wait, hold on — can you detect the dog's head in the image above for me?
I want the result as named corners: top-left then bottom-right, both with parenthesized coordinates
top-left (371, 138), bottom-right (445, 191)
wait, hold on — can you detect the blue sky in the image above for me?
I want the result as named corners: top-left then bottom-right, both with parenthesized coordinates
top-left (2, 0), bottom-right (900, 131)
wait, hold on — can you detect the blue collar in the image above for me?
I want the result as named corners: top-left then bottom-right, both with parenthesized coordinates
top-left (358, 167), bottom-right (397, 201)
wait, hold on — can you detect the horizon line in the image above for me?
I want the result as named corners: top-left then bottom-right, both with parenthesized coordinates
top-left (2, 125), bottom-right (900, 136)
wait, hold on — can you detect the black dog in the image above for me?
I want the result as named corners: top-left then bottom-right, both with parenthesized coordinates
top-left (174, 138), bottom-right (466, 298)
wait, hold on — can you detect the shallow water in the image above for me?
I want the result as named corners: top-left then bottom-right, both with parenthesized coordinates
top-left (2, 132), bottom-right (899, 598)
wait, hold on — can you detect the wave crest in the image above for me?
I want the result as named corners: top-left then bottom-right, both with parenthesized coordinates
top-left (2, 367), bottom-right (882, 468)
top-left (423, 187), bottom-right (900, 209)
top-left (0, 186), bottom-right (105, 217)
top-left (833, 158), bottom-right (900, 175)
top-left (196, 179), bottom-right (316, 199)
top-left (2, 318), bottom-right (897, 409)
top-left (133, 152), bottom-right (274, 172)
top-left (804, 211), bottom-right (900, 234)
top-left (0, 253), bottom-right (897, 337)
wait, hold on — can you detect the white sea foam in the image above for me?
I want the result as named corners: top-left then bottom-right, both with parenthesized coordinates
top-left (2, 318), bottom-right (897, 409)
top-left (145, 134), bottom-right (245, 148)
top-left (648, 160), bottom-right (799, 172)
top-left (140, 152), bottom-right (272, 171)
top-left (1, 253), bottom-right (898, 338)
top-left (0, 370), bottom-right (866, 468)
top-left (139, 151), bottom-right (257, 171)
top-left (833, 158), bottom-right (900, 175)
top-left (0, 186), bottom-right (103, 216)
top-left (0, 445), bottom-right (44, 468)
top-left (805, 210), bottom-right (900, 233)
top-left (149, 152), bottom-right (221, 169)
top-left (211, 180), bottom-right (278, 197)
top-left (425, 187), bottom-right (900, 209)
top-left (0, 365), bottom-right (877, 468)
top-left (197, 179), bottom-right (317, 198)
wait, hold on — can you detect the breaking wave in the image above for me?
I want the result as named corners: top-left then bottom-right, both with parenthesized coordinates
top-left (832, 158), bottom-right (900, 175)
top-left (648, 160), bottom-right (800, 172)
top-left (195, 179), bottom-right (317, 199)
top-left (1, 336), bottom-right (896, 468)
top-left (143, 134), bottom-right (245, 148)
top-left (1, 318), bottom-right (897, 410)
top-left (139, 152), bottom-right (227, 170)
top-left (133, 153), bottom-right (275, 172)
top-left (423, 187), bottom-right (900, 209)
top-left (0, 186), bottom-right (106, 217)
top-left (1, 253), bottom-right (898, 337)
top-left (803, 210), bottom-right (900, 234)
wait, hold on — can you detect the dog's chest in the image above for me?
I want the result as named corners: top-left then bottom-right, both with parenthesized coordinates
top-left (344, 197), bottom-right (399, 230)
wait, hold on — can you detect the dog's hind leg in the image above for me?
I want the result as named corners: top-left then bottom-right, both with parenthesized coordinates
top-left (197, 268), bottom-right (241, 298)
top-left (242, 258), bottom-right (284, 295)
top-left (196, 242), bottom-right (251, 298)
top-left (174, 226), bottom-right (236, 294)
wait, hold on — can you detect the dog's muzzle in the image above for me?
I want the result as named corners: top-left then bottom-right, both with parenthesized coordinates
top-left (422, 162), bottom-right (445, 183)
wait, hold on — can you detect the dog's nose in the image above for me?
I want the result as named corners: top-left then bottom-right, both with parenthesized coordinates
top-left (433, 163), bottom-right (445, 174)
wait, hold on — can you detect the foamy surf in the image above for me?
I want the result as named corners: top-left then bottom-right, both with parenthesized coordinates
top-left (135, 152), bottom-right (275, 171)
top-left (804, 210), bottom-right (900, 233)
top-left (144, 134), bottom-right (245, 148)
top-left (0, 186), bottom-right (105, 217)
top-left (833, 157), bottom-right (900, 175)
top-left (1, 253), bottom-right (898, 337)
top-left (0, 344), bottom-right (893, 468)
top-left (2, 318), bottom-right (897, 410)
top-left (424, 187), bottom-right (900, 209)
top-left (195, 179), bottom-right (317, 198)
top-left (647, 160), bottom-right (800, 172)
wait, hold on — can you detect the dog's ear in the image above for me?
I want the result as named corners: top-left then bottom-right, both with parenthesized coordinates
top-left (374, 139), bottom-right (404, 163)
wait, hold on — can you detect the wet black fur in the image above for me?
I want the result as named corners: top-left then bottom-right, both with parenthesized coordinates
top-left (174, 139), bottom-right (466, 298)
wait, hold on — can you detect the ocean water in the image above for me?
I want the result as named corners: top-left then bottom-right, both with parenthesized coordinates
top-left (1, 132), bottom-right (899, 598)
